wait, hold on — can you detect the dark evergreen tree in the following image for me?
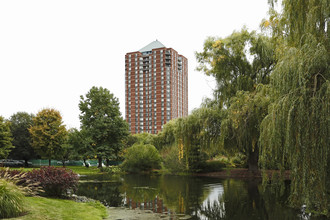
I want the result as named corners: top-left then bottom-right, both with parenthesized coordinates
top-left (9, 112), bottom-right (35, 166)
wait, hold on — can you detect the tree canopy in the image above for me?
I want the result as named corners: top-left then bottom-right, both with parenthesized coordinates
top-left (0, 116), bottom-right (13, 159)
top-left (161, 107), bottom-right (224, 171)
top-left (259, 0), bottom-right (330, 215)
top-left (195, 1), bottom-right (329, 215)
top-left (196, 29), bottom-right (275, 171)
top-left (9, 112), bottom-right (35, 166)
top-left (66, 128), bottom-right (93, 165)
top-left (79, 86), bottom-right (129, 167)
top-left (221, 86), bottom-right (271, 171)
top-left (196, 29), bottom-right (275, 108)
top-left (28, 108), bottom-right (67, 166)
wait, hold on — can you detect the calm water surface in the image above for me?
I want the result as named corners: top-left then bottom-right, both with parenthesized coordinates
top-left (77, 174), bottom-right (326, 220)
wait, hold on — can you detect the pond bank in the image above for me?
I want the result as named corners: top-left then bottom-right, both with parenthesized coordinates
top-left (106, 207), bottom-right (191, 220)
top-left (194, 168), bottom-right (291, 180)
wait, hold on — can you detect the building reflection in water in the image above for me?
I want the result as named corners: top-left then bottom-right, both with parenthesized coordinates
top-left (124, 195), bottom-right (169, 214)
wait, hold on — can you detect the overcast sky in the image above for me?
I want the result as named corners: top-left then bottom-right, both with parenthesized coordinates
top-left (0, 0), bottom-right (270, 129)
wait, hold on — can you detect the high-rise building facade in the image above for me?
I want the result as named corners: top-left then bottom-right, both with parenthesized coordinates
top-left (125, 40), bottom-right (188, 134)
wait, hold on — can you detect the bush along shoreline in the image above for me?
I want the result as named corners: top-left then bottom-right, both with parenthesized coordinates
top-left (0, 166), bottom-right (107, 219)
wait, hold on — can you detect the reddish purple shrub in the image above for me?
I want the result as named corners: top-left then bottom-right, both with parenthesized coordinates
top-left (26, 166), bottom-right (79, 197)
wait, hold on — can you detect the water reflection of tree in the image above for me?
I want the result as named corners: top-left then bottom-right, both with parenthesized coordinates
top-left (78, 175), bottom-right (123, 207)
top-left (78, 175), bottom-right (301, 220)
top-left (120, 175), bottom-right (214, 217)
top-left (120, 174), bottom-right (160, 202)
top-left (200, 179), bottom-right (296, 220)
top-left (159, 175), bottom-right (209, 216)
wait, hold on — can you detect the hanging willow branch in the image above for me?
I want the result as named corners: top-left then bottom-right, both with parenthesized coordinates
top-left (260, 34), bottom-right (330, 215)
top-left (260, 0), bottom-right (330, 215)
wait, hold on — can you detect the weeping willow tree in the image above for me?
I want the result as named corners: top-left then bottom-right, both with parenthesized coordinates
top-left (260, 0), bottom-right (330, 215)
top-left (154, 119), bottom-right (177, 150)
top-left (196, 29), bottom-right (276, 171)
top-left (198, 106), bottom-right (225, 157)
top-left (175, 109), bottom-right (213, 171)
top-left (175, 114), bottom-right (203, 171)
top-left (221, 86), bottom-right (271, 171)
top-left (158, 107), bottom-right (224, 171)
top-left (196, 28), bottom-right (275, 108)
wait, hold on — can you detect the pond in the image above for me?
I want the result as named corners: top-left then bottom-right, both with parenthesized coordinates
top-left (77, 174), bottom-right (326, 220)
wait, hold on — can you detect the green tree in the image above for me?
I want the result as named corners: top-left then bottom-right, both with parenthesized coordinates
top-left (175, 115), bottom-right (202, 171)
top-left (67, 128), bottom-right (94, 167)
top-left (260, 0), bottom-right (330, 215)
top-left (154, 119), bottom-right (177, 150)
top-left (28, 109), bottom-right (68, 166)
top-left (156, 107), bottom-right (224, 172)
top-left (221, 86), bottom-right (270, 171)
top-left (197, 105), bottom-right (225, 158)
top-left (196, 29), bottom-right (275, 108)
top-left (132, 133), bottom-right (155, 146)
top-left (196, 30), bottom-right (275, 171)
top-left (123, 134), bottom-right (138, 149)
top-left (79, 86), bottom-right (129, 167)
top-left (57, 143), bottom-right (73, 167)
top-left (8, 112), bottom-right (35, 167)
top-left (0, 116), bottom-right (13, 159)
top-left (175, 109), bottom-right (218, 171)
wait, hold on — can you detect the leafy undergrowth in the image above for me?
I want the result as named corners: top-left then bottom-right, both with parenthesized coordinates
top-left (13, 196), bottom-right (107, 220)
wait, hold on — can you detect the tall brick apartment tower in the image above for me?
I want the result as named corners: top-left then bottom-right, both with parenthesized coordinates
top-left (125, 40), bottom-right (188, 134)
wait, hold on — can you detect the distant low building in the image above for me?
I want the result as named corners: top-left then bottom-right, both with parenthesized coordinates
top-left (125, 40), bottom-right (188, 134)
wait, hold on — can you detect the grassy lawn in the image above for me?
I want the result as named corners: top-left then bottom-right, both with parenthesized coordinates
top-left (9, 166), bottom-right (103, 176)
top-left (12, 196), bottom-right (107, 220)
top-left (3, 166), bottom-right (107, 219)
top-left (65, 166), bottom-right (103, 175)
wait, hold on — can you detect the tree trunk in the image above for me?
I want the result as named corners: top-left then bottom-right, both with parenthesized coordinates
top-left (62, 160), bottom-right (66, 167)
top-left (49, 159), bottom-right (51, 166)
top-left (83, 158), bottom-right (89, 168)
top-left (247, 145), bottom-right (259, 172)
top-left (24, 159), bottom-right (29, 167)
top-left (98, 157), bottom-right (102, 168)
top-left (106, 158), bottom-right (110, 167)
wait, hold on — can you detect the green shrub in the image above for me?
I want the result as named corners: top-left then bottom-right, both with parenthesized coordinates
top-left (0, 179), bottom-right (25, 218)
top-left (99, 166), bottom-right (122, 175)
top-left (199, 160), bottom-right (226, 172)
top-left (215, 155), bottom-right (231, 165)
top-left (230, 153), bottom-right (247, 168)
top-left (162, 145), bottom-right (186, 173)
top-left (121, 143), bottom-right (161, 173)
